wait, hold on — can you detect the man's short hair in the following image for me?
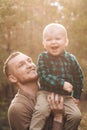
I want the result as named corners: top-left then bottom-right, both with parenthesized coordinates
top-left (3, 52), bottom-right (21, 77)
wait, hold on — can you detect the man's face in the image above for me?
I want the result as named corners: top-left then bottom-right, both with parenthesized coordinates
top-left (43, 26), bottom-right (68, 56)
top-left (8, 53), bottom-right (38, 84)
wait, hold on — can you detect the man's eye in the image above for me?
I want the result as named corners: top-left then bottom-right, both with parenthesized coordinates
top-left (18, 63), bottom-right (24, 67)
top-left (27, 59), bottom-right (32, 63)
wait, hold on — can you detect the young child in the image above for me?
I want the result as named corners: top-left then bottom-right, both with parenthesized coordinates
top-left (30, 23), bottom-right (84, 130)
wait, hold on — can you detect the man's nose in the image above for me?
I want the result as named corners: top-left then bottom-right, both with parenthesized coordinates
top-left (26, 62), bottom-right (35, 68)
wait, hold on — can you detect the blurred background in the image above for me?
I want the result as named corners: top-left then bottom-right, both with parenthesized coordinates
top-left (0, 0), bottom-right (87, 130)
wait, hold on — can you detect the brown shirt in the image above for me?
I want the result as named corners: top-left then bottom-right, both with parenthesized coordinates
top-left (8, 89), bottom-right (62, 130)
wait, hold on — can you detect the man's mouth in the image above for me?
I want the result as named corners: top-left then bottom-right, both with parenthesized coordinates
top-left (27, 68), bottom-right (36, 73)
top-left (31, 68), bottom-right (36, 72)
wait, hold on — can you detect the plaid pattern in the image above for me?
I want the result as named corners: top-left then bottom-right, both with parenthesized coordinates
top-left (37, 51), bottom-right (84, 99)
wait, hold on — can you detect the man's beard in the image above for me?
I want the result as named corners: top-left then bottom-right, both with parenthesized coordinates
top-left (28, 75), bottom-right (38, 83)
top-left (21, 75), bottom-right (38, 84)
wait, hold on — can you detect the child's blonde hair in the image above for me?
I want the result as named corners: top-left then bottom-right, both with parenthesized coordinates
top-left (43, 23), bottom-right (67, 40)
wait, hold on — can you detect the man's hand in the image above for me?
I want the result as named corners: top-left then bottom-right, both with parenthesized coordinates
top-left (63, 81), bottom-right (73, 93)
top-left (47, 93), bottom-right (64, 122)
top-left (72, 97), bottom-right (80, 105)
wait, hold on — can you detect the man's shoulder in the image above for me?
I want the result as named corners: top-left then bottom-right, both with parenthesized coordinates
top-left (8, 96), bottom-right (33, 129)
top-left (8, 94), bottom-right (34, 117)
top-left (8, 100), bottom-right (24, 114)
top-left (9, 94), bottom-right (27, 113)
top-left (9, 91), bottom-right (34, 112)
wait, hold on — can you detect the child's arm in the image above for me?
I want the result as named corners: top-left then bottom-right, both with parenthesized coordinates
top-left (71, 55), bottom-right (84, 99)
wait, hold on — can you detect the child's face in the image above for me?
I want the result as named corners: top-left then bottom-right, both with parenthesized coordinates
top-left (43, 26), bottom-right (68, 56)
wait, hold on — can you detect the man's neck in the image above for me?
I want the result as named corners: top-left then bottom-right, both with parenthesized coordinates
top-left (18, 81), bottom-right (38, 97)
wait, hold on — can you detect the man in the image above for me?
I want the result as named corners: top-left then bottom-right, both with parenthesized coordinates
top-left (3, 51), bottom-right (63, 130)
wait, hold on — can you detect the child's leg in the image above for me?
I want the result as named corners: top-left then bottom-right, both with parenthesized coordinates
top-left (30, 91), bottom-right (51, 130)
top-left (63, 96), bottom-right (82, 130)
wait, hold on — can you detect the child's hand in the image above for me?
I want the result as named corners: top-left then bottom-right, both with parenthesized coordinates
top-left (63, 81), bottom-right (73, 93)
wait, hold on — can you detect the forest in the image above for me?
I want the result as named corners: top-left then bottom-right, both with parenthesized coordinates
top-left (0, 0), bottom-right (87, 130)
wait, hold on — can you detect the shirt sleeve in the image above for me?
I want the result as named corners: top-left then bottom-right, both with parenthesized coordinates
top-left (71, 55), bottom-right (84, 99)
top-left (37, 53), bottom-right (65, 93)
top-left (52, 121), bottom-right (63, 130)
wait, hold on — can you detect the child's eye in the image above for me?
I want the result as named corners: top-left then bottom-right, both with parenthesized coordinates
top-left (46, 38), bottom-right (52, 41)
top-left (56, 37), bottom-right (60, 40)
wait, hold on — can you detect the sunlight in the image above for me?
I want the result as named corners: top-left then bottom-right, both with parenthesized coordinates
top-left (50, 1), bottom-right (63, 11)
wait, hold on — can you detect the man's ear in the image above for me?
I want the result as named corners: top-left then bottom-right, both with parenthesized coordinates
top-left (65, 38), bottom-right (69, 47)
top-left (8, 74), bottom-right (17, 83)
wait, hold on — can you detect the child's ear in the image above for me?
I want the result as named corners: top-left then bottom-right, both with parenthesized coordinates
top-left (65, 38), bottom-right (69, 46)
top-left (8, 74), bottom-right (17, 83)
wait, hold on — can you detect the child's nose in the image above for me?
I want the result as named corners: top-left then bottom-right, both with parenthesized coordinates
top-left (51, 39), bottom-right (58, 44)
top-left (52, 40), bottom-right (56, 43)
top-left (51, 41), bottom-right (58, 46)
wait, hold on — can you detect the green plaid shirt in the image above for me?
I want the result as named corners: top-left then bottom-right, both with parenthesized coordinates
top-left (37, 51), bottom-right (84, 99)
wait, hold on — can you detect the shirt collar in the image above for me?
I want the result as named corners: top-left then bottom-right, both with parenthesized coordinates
top-left (18, 89), bottom-right (36, 100)
top-left (48, 51), bottom-right (66, 59)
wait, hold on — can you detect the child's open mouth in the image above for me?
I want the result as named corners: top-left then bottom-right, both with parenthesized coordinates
top-left (51, 46), bottom-right (58, 50)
